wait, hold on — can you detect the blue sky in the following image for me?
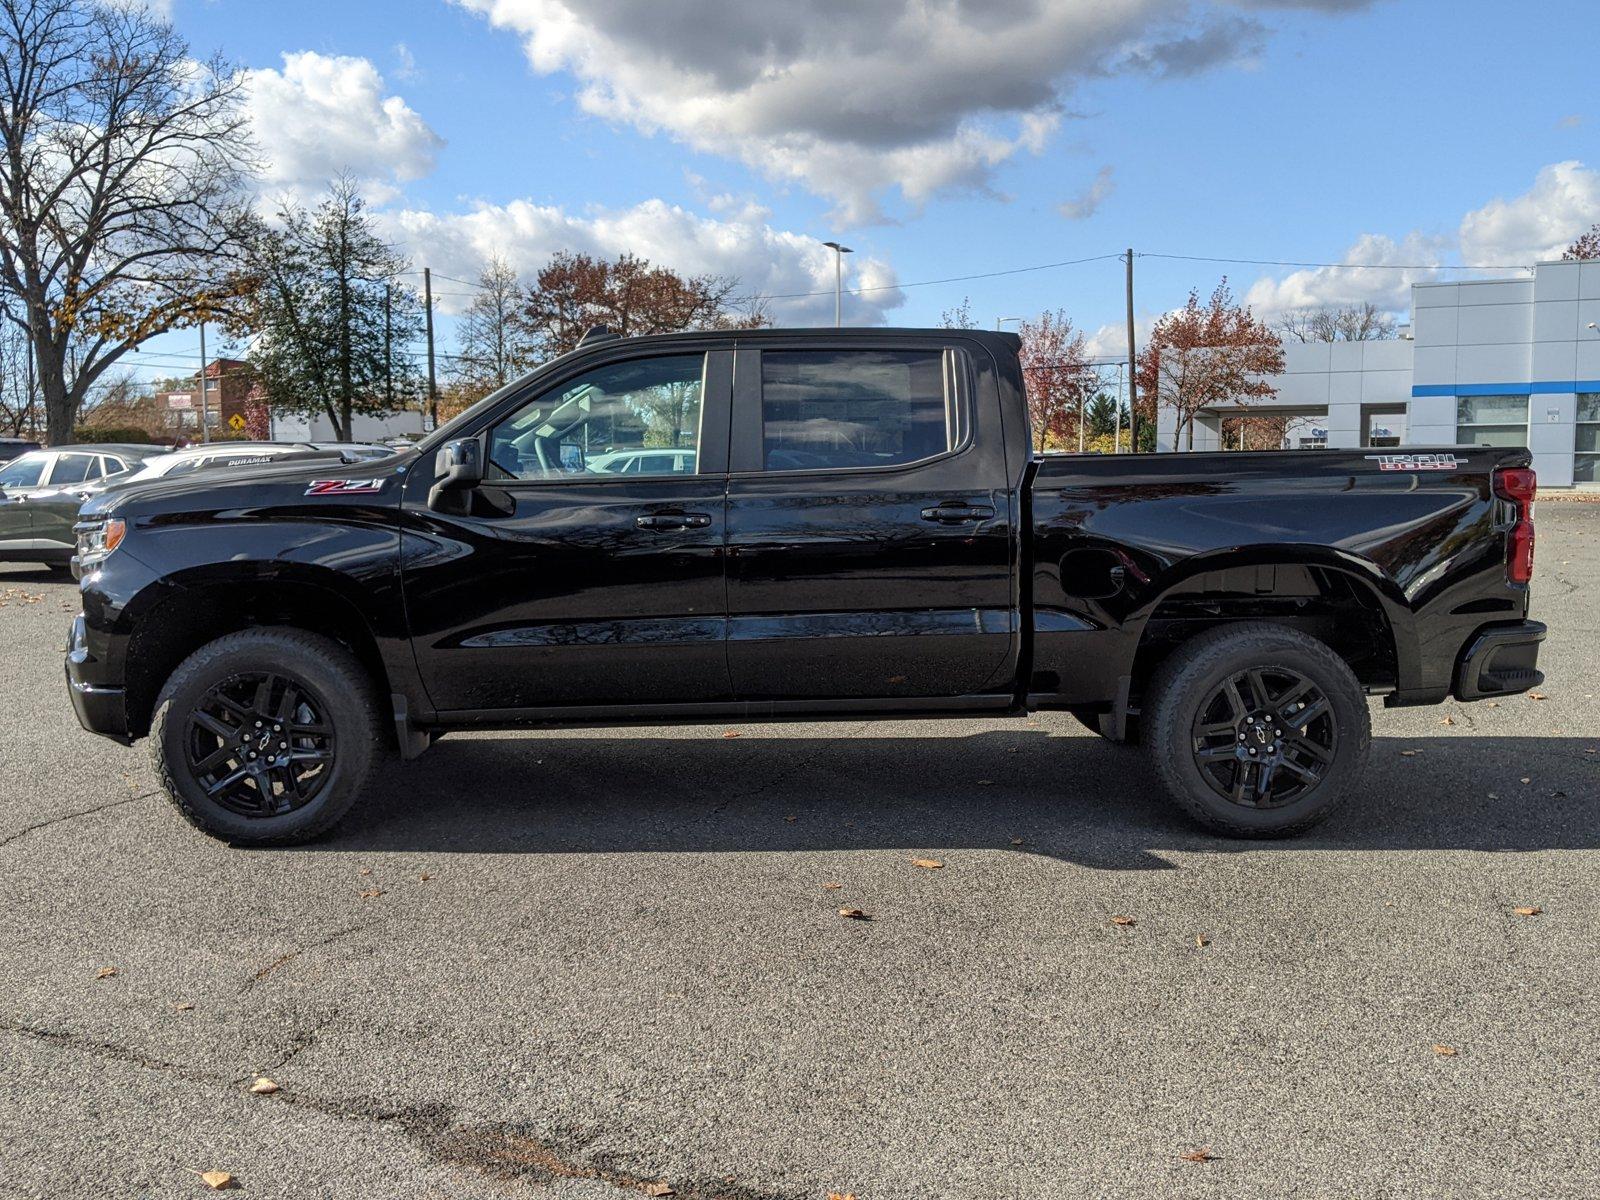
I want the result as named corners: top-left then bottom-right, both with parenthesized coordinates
top-left (132, 0), bottom-right (1598, 378)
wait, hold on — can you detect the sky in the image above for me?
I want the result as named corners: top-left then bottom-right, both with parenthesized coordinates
top-left (127, 0), bottom-right (1600, 382)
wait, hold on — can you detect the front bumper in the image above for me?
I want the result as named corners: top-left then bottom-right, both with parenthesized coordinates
top-left (1452, 619), bottom-right (1547, 701)
top-left (65, 613), bottom-right (132, 743)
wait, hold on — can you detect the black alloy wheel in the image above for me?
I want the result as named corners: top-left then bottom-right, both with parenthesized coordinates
top-left (183, 671), bottom-right (336, 818)
top-left (1189, 666), bottom-right (1336, 809)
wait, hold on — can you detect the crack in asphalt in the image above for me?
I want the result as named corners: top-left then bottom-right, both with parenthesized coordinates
top-left (239, 922), bottom-right (374, 994)
top-left (0, 789), bottom-right (158, 851)
top-left (4, 1022), bottom-right (800, 1200)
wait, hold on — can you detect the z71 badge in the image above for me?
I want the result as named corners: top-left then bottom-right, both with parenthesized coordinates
top-left (1364, 453), bottom-right (1460, 472)
top-left (304, 479), bottom-right (386, 495)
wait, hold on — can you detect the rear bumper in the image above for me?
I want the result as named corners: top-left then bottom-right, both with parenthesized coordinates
top-left (1452, 619), bottom-right (1546, 701)
top-left (65, 613), bottom-right (133, 743)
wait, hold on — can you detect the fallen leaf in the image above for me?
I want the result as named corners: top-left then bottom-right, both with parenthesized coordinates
top-left (249, 1078), bottom-right (279, 1095)
top-left (418, 872), bottom-right (433, 882)
top-left (172, 1001), bottom-right (194, 1011)
top-left (358, 867), bottom-right (372, 876)
top-left (911, 858), bottom-right (944, 870)
top-left (96, 966), bottom-right (118, 979)
top-left (1528, 692), bottom-right (1548, 701)
top-left (827, 1193), bottom-right (859, 1200)
top-left (821, 882), bottom-right (842, 891)
top-left (199, 1170), bottom-right (238, 1190)
top-left (887, 675), bottom-right (906, 684)
top-left (1010, 836), bottom-right (1024, 846)
top-left (1486, 701), bottom-right (1500, 708)
top-left (1520, 777), bottom-right (1531, 785)
top-left (838, 908), bottom-right (871, 920)
top-left (1432, 1044), bottom-right (1459, 1057)
top-left (1110, 916), bottom-right (1136, 927)
top-left (642, 1183), bottom-right (675, 1197)
top-left (1195, 934), bottom-right (1209, 948)
top-left (1179, 1148), bottom-right (1215, 1163)
top-left (721, 730), bottom-right (741, 739)
top-left (976, 779), bottom-right (994, 786)
top-left (1400, 749), bottom-right (1419, 757)
top-left (784, 815), bottom-right (797, 823)
top-left (359, 887), bottom-right (383, 900)
top-left (1512, 906), bottom-right (1543, 917)
top-left (1440, 716), bottom-right (1455, 726)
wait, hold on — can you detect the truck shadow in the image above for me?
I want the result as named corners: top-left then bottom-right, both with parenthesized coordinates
top-left (323, 731), bottom-right (1599, 869)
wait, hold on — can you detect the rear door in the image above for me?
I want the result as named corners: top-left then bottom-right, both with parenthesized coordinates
top-left (31, 451), bottom-right (102, 548)
top-left (401, 345), bottom-right (734, 713)
top-left (724, 339), bottom-right (1018, 703)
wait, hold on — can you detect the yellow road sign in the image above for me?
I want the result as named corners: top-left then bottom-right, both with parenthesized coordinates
top-left (228, 413), bottom-right (246, 431)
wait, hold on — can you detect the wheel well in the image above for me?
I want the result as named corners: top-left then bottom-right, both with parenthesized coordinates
top-left (1129, 564), bottom-right (1397, 710)
top-left (124, 580), bottom-right (392, 739)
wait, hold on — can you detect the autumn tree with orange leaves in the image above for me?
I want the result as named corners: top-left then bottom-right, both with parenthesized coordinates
top-left (1564, 224), bottom-right (1600, 262)
top-left (1018, 309), bottom-right (1096, 451)
top-left (1136, 280), bottom-right (1284, 451)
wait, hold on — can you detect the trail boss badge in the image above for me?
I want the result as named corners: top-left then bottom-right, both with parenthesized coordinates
top-left (304, 479), bottom-right (386, 495)
top-left (1364, 453), bottom-right (1460, 472)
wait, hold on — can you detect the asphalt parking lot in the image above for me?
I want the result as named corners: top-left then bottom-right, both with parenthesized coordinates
top-left (2, 505), bottom-right (1597, 1200)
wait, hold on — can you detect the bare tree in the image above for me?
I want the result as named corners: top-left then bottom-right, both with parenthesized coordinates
top-left (0, 0), bottom-right (254, 444)
top-left (453, 256), bottom-right (535, 396)
top-left (0, 302), bottom-right (39, 436)
top-left (1277, 301), bottom-right (1397, 343)
top-left (940, 296), bottom-right (978, 329)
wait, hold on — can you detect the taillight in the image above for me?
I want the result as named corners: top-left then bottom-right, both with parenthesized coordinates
top-left (1492, 466), bottom-right (1536, 583)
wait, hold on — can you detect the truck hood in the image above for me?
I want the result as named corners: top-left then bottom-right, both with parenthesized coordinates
top-left (81, 451), bottom-right (415, 520)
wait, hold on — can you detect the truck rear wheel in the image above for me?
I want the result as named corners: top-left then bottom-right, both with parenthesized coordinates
top-left (149, 629), bottom-right (386, 846)
top-left (1145, 622), bottom-right (1370, 838)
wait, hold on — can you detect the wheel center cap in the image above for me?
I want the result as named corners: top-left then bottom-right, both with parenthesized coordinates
top-left (256, 732), bottom-right (273, 752)
top-left (1251, 725), bottom-right (1271, 746)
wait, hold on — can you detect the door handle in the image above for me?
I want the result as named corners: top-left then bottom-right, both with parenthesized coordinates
top-left (636, 512), bottom-right (712, 531)
top-left (920, 503), bottom-right (995, 524)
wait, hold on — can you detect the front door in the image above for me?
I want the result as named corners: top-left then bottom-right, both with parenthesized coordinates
top-left (0, 451), bottom-right (45, 551)
top-left (724, 340), bottom-right (1018, 703)
top-left (29, 451), bottom-right (104, 549)
top-left (401, 348), bottom-right (733, 714)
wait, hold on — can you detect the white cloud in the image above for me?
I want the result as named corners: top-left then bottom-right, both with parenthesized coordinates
top-left (1059, 166), bottom-right (1115, 221)
top-left (1244, 231), bottom-right (1452, 319)
top-left (1458, 160), bottom-right (1600, 266)
top-left (454, 0), bottom-right (1371, 223)
top-left (243, 52), bottom-right (443, 204)
top-left (381, 196), bottom-right (904, 325)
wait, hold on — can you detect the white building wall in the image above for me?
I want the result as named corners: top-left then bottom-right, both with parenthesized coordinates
top-left (1157, 259), bottom-right (1600, 485)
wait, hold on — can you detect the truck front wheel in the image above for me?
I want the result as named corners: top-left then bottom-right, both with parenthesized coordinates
top-left (149, 629), bottom-right (386, 845)
top-left (1145, 622), bottom-right (1370, 838)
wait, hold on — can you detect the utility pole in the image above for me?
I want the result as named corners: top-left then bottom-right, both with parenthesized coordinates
top-left (423, 267), bottom-right (438, 430)
top-left (1124, 248), bottom-right (1139, 454)
top-left (821, 241), bottom-right (852, 328)
top-left (198, 321), bottom-right (210, 443)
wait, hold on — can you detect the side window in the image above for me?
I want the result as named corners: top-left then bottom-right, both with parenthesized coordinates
top-left (760, 349), bottom-right (955, 471)
top-left (0, 453), bottom-right (46, 488)
top-left (489, 354), bottom-right (705, 481)
top-left (49, 453), bottom-right (94, 485)
top-left (83, 457), bottom-right (106, 480)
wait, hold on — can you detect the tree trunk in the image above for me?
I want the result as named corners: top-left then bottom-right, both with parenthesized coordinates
top-left (340, 397), bottom-right (352, 442)
top-left (39, 354), bottom-right (74, 446)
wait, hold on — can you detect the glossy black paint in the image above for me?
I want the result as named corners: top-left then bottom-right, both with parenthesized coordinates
top-left (67, 327), bottom-right (1542, 753)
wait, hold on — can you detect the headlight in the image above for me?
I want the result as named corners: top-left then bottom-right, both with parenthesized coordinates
top-left (75, 517), bottom-right (126, 571)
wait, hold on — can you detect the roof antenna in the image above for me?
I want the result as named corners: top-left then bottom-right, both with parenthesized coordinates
top-left (578, 325), bottom-right (620, 348)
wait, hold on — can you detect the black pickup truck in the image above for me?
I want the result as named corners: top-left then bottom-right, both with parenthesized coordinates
top-left (65, 327), bottom-right (1545, 845)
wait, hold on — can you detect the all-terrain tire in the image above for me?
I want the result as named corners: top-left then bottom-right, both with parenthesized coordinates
top-left (150, 629), bottom-right (386, 846)
top-left (1145, 622), bottom-right (1370, 838)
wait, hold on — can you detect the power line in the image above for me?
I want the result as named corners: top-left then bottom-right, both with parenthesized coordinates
top-left (1137, 252), bottom-right (1532, 272)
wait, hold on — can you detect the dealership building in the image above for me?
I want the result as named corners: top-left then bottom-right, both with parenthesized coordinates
top-left (1158, 257), bottom-right (1600, 487)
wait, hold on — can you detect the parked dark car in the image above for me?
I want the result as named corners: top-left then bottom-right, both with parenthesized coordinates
top-left (0, 444), bottom-right (162, 566)
top-left (0, 437), bottom-right (41, 462)
top-left (66, 328), bottom-right (1545, 845)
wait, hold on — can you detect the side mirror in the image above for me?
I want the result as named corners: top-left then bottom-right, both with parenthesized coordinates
top-left (427, 437), bottom-right (484, 514)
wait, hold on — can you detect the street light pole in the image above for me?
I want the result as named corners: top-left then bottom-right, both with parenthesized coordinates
top-left (995, 316), bottom-right (1023, 331)
top-left (821, 241), bottom-right (852, 328)
top-left (198, 321), bottom-right (210, 444)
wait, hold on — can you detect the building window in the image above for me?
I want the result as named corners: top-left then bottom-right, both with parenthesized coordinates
top-left (1456, 395), bottom-right (1528, 447)
top-left (1577, 394), bottom-right (1600, 484)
